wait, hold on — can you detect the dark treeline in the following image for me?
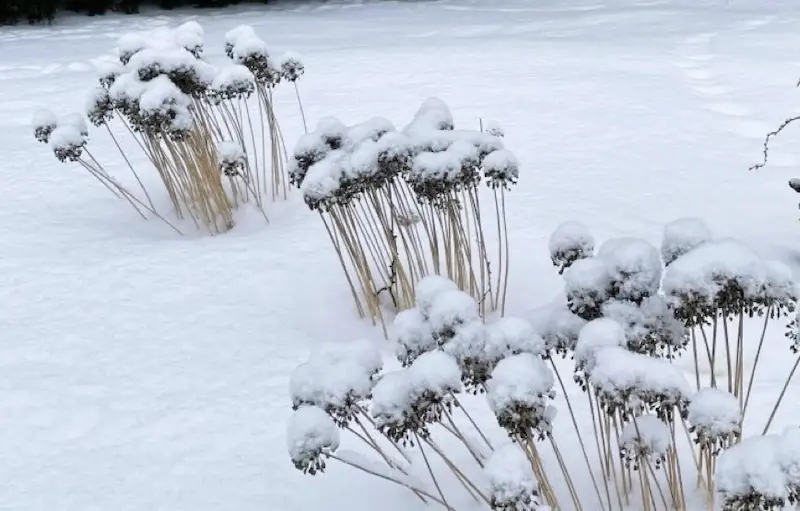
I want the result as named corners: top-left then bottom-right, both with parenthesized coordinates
top-left (0, 0), bottom-right (272, 25)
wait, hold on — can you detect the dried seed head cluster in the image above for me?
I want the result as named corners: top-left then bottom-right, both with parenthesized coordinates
top-left (549, 220), bottom-right (595, 275)
top-left (618, 415), bottom-right (671, 470)
top-left (687, 387), bottom-right (742, 455)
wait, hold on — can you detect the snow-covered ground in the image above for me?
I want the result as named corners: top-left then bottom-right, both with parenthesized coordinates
top-left (4, 0), bottom-right (800, 509)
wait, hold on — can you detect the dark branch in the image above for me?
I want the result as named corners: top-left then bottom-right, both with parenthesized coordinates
top-left (749, 115), bottom-right (800, 171)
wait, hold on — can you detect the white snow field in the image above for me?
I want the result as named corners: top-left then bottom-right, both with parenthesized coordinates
top-left (4, 0), bottom-right (800, 509)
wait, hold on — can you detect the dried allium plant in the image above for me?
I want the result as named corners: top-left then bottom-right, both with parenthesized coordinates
top-left (34, 22), bottom-right (304, 235)
top-left (288, 100), bottom-right (518, 331)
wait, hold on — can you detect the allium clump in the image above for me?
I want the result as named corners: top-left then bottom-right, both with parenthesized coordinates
top-left (549, 221), bottom-right (595, 275)
top-left (597, 237), bottom-right (662, 304)
top-left (287, 405), bottom-right (340, 475)
top-left (602, 295), bottom-right (688, 358)
top-left (563, 257), bottom-right (611, 321)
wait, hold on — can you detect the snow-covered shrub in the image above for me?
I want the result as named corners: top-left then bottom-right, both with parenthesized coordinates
top-left (288, 100), bottom-right (519, 327)
top-left (548, 221), bottom-right (594, 275)
top-left (34, 22), bottom-right (306, 235)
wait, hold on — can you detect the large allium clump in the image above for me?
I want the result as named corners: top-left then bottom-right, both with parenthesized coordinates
top-left (34, 21), bottom-right (305, 235)
top-left (288, 99), bottom-right (519, 329)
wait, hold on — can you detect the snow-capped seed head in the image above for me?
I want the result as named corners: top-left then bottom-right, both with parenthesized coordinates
top-left (371, 369), bottom-right (414, 438)
top-left (591, 346), bottom-right (692, 420)
top-left (224, 25), bottom-right (257, 58)
top-left (315, 117), bottom-right (348, 149)
top-left (775, 427), bottom-right (800, 495)
top-left (174, 22), bottom-right (204, 57)
top-left (232, 35), bottom-right (280, 86)
top-left (602, 296), bottom-right (688, 358)
top-left (485, 317), bottom-right (546, 361)
top-left (50, 125), bottom-right (86, 162)
top-left (619, 415), bottom-right (671, 470)
top-left (210, 64), bottom-right (256, 103)
top-left (661, 217), bottom-right (712, 266)
top-left (598, 237), bottom-right (662, 304)
top-left (564, 257), bottom-right (612, 321)
top-left (482, 149), bottom-right (519, 190)
top-left (549, 221), bottom-right (595, 275)
top-left (345, 117), bottom-right (396, 149)
top-left (86, 87), bottom-right (114, 127)
top-left (715, 435), bottom-right (788, 511)
top-left (62, 113), bottom-right (88, 137)
top-left (287, 405), bottom-right (340, 475)
top-left (760, 260), bottom-right (796, 317)
top-left (32, 108), bottom-right (58, 143)
top-left (289, 354), bottom-right (375, 427)
top-left (427, 289), bottom-right (480, 341)
top-left (487, 353), bottom-right (556, 440)
top-left (530, 302), bottom-right (587, 358)
top-left (409, 350), bottom-right (462, 401)
top-left (483, 120), bottom-right (504, 138)
top-left (663, 239), bottom-right (767, 323)
top-left (484, 443), bottom-right (541, 511)
top-left (280, 52), bottom-right (305, 82)
top-left (137, 75), bottom-right (194, 137)
top-left (403, 97), bottom-right (454, 136)
top-left (787, 309), bottom-right (800, 354)
top-left (375, 131), bottom-right (415, 179)
top-left (688, 388), bottom-right (741, 453)
top-left (391, 307), bottom-right (436, 367)
top-left (117, 32), bottom-right (147, 64)
top-left (414, 275), bottom-right (459, 317)
top-left (320, 338), bottom-right (383, 379)
top-left (217, 141), bottom-right (246, 177)
top-left (97, 60), bottom-right (123, 90)
top-left (443, 320), bottom-right (490, 392)
top-left (574, 318), bottom-right (626, 385)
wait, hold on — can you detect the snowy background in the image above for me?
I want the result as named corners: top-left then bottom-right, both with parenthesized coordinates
top-left (3, 0), bottom-right (800, 509)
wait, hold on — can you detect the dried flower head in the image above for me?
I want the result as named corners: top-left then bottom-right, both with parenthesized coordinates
top-left (280, 52), bottom-right (305, 82)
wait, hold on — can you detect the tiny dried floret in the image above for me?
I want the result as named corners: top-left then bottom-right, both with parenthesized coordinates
top-left (661, 217), bottom-right (712, 266)
top-left (217, 141), bottom-right (246, 177)
top-left (688, 387), bottom-right (741, 454)
top-left (32, 108), bottom-right (58, 143)
top-left (549, 221), bottom-right (595, 275)
top-left (391, 307), bottom-right (436, 367)
top-left (619, 415), bottom-right (671, 470)
top-left (280, 52), bottom-right (305, 82)
top-left (287, 405), bottom-right (340, 475)
top-left (598, 237), bottom-right (662, 304)
top-left (564, 257), bottom-right (612, 321)
top-left (484, 443), bottom-right (541, 510)
top-left (487, 353), bottom-right (556, 440)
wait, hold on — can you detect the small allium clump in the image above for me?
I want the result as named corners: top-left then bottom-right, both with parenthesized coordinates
top-left (484, 443), bottom-right (542, 510)
top-left (217, 141), bottom-right (246, 177)
top-left (549, 221), bottom-right (595, 275)
top-left (619, 415), bottom-right (671, 470)
top-left (688, 387), bottom-right (741, 455)
top-left (661, 217), bottom-right (712, 266)
top-left (32, 109), bottom-right (58, 143)
top-left (487, 353), bottom-right (556, 440)
top-left (287, 405), bottom-right (340, 475)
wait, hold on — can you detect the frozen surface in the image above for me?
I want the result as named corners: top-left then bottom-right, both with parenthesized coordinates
top-left (4, 0), bottom-right (800, 510)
